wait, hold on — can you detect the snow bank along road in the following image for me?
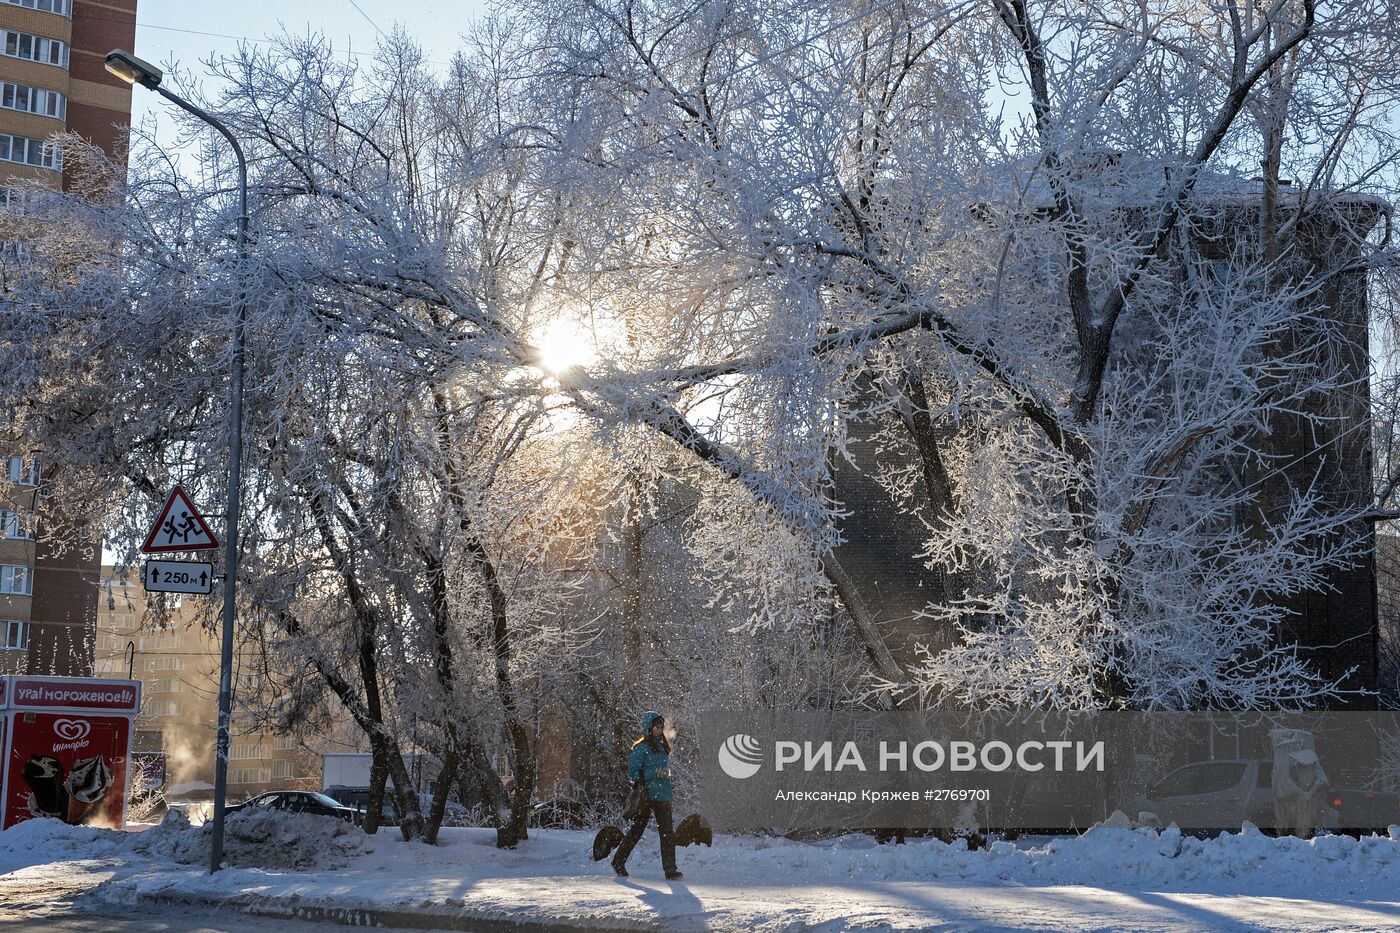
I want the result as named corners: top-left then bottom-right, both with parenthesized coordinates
top-left (4, 813), bottom-right (1400, 931)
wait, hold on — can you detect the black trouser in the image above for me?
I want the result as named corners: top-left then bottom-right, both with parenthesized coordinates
top-left (613, 799), bottom-right (677, 873)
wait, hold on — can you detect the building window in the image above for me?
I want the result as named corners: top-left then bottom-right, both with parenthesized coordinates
top-left (0, 564), bottom-right (32, 596)
top-left (144, 699), bottom-right (179, 716)
top-left (0, 0), bottom-right (72, 15)
top-left (0, 81), bottom-right (64, 120)
top-left (229, 743), bottom-right (267, 761)
top-left (0, 133), bottom-right (62, 171)
top-left (0, 509), bottom-right (32, 540)
top-left (273, 734), bottom-right (298, 751)
top-left (2, 619), bottom-right (27, 650)
top-left (271, 760), bottom-right (295, 780)
top-left (229, 767), bottom-right (270, 785)
top-left (6, 456), bottom-right (36, 486)
top-left (148, 677), bottom-right (183, 694)
top-left (146, 656), bottom-right (184, 671)
top-left (1, 31), bottom-right (68, 68)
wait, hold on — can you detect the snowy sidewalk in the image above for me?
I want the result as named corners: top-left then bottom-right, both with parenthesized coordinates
top-left (5, 815), bottom-right (1400, 931)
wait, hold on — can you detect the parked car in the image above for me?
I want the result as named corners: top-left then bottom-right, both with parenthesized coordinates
top-left (1129, 759), bottom-right (1276, 830)
top-left (321, 784), bottom-right (380, 815)
top-left (1325, 787), bottom-right (1400, 830)
top-left (322, 785), bottom-right (471, 826)
top-left (531, 797), bottom-right (592, 829)
top-left (227, 790), bottom-right (360, 825)
top-left (1131, 758), bottom-right (1400, 832)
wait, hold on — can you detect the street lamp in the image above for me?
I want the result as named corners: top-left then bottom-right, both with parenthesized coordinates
top-left (105, 49), bottom-right (248, 875)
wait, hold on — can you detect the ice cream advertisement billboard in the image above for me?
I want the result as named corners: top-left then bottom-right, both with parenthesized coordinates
top-left (0, 677), bottom-right (141, 830)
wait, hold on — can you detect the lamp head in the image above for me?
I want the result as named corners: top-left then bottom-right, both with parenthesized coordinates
top-left (104, 50), bottom-right (162, 90)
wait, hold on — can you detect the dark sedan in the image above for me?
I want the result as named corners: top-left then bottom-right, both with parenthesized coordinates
top-left (227, 790), bottom-right (360, 824)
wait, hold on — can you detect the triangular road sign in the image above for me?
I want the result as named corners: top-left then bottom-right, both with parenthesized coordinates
top-left (142, 485), bottom-right (220, 553)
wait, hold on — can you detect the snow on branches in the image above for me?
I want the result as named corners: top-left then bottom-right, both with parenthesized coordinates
top-left (2, 0), bottom-right (1400, 798)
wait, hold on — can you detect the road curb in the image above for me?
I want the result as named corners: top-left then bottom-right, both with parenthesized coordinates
top-left (132, 888), bottom-right (665, 932)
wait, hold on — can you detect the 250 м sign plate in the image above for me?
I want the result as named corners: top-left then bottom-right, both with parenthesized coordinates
top-left (143, 559), bottom-right (214, 595)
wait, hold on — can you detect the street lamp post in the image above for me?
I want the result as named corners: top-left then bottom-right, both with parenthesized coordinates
top-left (105, 49), bottom-right (248, 875)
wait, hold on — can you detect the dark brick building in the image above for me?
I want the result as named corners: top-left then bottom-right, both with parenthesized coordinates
top-left (832, 186), bottom-right (1384, 707)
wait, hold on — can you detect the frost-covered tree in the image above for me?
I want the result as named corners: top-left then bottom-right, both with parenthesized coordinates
top-left (0, 31), bottom-right (604, 842)
top-left (5, 1), bottom-right (1400, 819)
top-left (0, 22), bottom-right (874, 845)
top-left (518, 0), bottom-right (1400, 708)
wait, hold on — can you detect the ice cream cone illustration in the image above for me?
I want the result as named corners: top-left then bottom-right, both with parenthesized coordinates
top-left (64, 756), bottom-right (112, 825)
top-left (22, 755), bottom-right (67, 820)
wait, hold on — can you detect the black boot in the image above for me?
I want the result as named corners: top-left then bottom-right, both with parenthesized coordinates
top-left (611, 858), bottom-right (629, 877)
top-left (665, 869), bottom-right (683, 880)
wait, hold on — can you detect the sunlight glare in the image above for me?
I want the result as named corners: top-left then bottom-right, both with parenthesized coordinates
top-left (532, 316), bottom-right (600, 376)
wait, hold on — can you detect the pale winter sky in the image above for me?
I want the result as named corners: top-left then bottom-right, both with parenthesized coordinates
top-left (127, 0), bottom-right (489, 140)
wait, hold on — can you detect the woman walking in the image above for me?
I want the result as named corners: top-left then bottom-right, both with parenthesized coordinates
top-left (611, 710), bottom-right (682, 879)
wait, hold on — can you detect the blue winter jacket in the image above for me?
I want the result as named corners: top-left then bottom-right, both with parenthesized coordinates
top-left (628, 710), bottom-right (673, 802)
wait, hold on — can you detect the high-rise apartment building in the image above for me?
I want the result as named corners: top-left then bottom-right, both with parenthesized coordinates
top-left (0, 0), bottom-right (135, 176)
top-left (0, 0), bottom-right (135, 676)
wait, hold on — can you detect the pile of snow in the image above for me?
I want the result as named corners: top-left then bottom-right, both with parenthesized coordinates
top-left (0, 813), bottom-right (128, 864)
top-left (9, 811), bottom-right (1400, 899)
top-left (8, 819), bottom-right (1400, 931)
top-left (134, 807), bottom-right (366, 870)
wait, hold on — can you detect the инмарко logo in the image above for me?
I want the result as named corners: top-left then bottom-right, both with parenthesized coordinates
top-left (53, 719), bottom-right (91, 742)
top-left (718, 733), bottom-right (763, 779)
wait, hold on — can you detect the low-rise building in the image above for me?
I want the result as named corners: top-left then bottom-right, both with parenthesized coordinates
top-left (92, 565), bottom-right (319, 800)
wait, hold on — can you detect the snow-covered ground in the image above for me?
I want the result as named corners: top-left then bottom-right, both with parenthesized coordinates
top-left (5, 814), bottom-right (1400, 931)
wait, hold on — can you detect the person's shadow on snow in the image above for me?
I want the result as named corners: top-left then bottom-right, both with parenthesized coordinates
top-left (614, 875), bottom-right (708, 930)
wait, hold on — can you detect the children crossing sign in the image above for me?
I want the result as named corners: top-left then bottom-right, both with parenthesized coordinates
top-left (141, 485), bottom-right (219, 553)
